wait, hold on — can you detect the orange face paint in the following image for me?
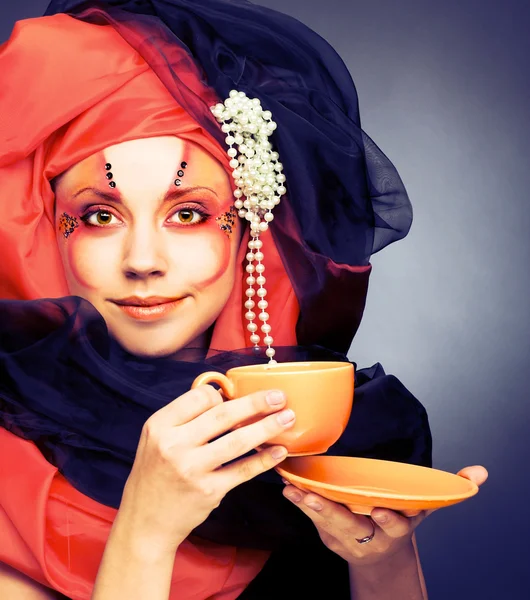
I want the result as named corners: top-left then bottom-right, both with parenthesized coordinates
top-left (54, 136), bottom-right (240, 358)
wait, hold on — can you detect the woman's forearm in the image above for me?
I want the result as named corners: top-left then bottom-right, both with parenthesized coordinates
top-left (91, 511), bottom-right (182, 600)
top-left (0, 561), bottom-right (65, 599)
top-left (348, 536), bottom-right (428, 600)
top-left (412, 534), bottom-right (428, 599)
top-left (0, 512), bottom-right (183, 600)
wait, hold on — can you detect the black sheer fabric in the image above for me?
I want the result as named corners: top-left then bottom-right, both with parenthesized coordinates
top-left (0, 296), bottom-right (432, 551)
top-left (43, 0), bottom-right (413, 353)
top-left (1, 3), bottom-right (428, 593)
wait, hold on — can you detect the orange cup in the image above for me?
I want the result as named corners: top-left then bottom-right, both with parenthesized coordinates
top-left (192, 361), bottom-right (354, 456)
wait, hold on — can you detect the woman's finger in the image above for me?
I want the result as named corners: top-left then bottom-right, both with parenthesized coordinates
top-left (215, 444), bottom-right (290, 489)
top-left (282, 485), bottom-right (375, 541)
top-left (370, 508), bottom-right (426, 538)
top-left (457, 465), bottom-right (489, 486)
top-left (198, 406), bottom-right (295, 470)
top-left (147, 385), bottom-right (223, 428)
top-left (399, 508), bottom-right (422, 517)
top-left (420, 465), bottom-right (489, 520)
top-left (185, 389), bottom-right (287, 446)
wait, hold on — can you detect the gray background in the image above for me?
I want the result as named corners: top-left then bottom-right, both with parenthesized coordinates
top-left (2, 1), bottom-right (529, 598)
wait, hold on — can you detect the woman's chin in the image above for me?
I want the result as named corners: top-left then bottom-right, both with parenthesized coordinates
top-left (110, 330), bottom-right (197, 359)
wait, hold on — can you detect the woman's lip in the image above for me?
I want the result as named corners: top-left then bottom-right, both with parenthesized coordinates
top-left (112, 296), bottom-right (179, 307)
top-left (111, 299), bottom-right (183, 321)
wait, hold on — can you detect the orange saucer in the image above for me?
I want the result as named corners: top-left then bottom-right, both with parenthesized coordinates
top-left (276, 456), bottom-right (479, 515)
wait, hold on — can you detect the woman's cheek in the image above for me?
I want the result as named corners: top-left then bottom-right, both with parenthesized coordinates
top-left (62, 231), bottom-right (118, 292)
top-left (174, 225), bottom-right (234, 290)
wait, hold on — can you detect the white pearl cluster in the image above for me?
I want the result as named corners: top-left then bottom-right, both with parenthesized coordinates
top-left (211, 90), bottom-right (287, 361)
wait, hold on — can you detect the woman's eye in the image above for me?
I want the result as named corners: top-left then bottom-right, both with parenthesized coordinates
top-left (169, 208), bottom-right (205, 225)
top-left (83, 210), bottom-right (120, 226)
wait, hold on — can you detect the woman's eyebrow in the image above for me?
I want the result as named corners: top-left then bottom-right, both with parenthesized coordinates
top-left (72, 187), bottom-right (118, 201)
top-left (72, 186), bottom-right (219, 204)
top-left (163, 186), bottom-right (219, 202)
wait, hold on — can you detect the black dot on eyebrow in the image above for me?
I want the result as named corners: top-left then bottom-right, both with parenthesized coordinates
top-left (181, 161), bottom-right (187, 168)
top-left (109, 181), bottom-right (116, 188)
top-left (106, 172), bottom-right (113, 180)
top-left (177, 170), bottom-right (185, 177)
top-left (105, 163), bottom-right (112, 170)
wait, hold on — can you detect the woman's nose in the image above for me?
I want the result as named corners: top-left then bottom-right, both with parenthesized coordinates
top-left (121, 227), bottom-right (168, 280)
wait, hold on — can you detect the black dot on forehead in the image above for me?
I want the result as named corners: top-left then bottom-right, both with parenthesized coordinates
top-left (174, 179), bottom-right (182, 186)
top-left (105, 163), bottom-right (112, 170)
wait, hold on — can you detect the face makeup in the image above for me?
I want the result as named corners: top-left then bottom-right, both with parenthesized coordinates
top-left (215, 205), bottom-right (237, 238)
top-left (54, 136), bottom-right (239, 357)
top-left (105, 163), bottom-right (116, 188)
top-left (58, 212), bottom-right (79, 239)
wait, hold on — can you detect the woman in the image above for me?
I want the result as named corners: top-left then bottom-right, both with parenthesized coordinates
top-left (0, 1), bottom-right (487, 598)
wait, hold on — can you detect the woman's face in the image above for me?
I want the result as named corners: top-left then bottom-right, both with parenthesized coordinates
top-left (54, 136), bottom-right (239, 357)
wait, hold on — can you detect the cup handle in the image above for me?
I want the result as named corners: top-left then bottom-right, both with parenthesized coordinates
top-left (191, 371), bottom-right (235, 399)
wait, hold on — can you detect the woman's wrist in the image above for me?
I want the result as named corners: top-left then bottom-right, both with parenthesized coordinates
top-left (110, 507), bottom-right (184, 564)
top-left (91, 512), bottom-right (181, 600)
top-left (348, 539), bottom-right (426, 600)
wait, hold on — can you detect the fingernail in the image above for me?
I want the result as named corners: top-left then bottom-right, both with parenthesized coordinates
top-left (373, 513), bottom-right (388, 524)
top-left (287, 491), bottom-right (302, 502)
top-left (266, 390), bottom-right (285, 406)
top-left (271, 446), bottom-right (287, 460)
top-left (281, 478), bottom-right (290, 485)
top-left (276, 408), bottom-right (295, 425)
top-left (306, 501), bottom-right (323, 511)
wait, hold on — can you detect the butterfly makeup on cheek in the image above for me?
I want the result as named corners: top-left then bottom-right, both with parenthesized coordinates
top-left (58, 212), bottom-right (79, 239)
top-left (215, 205), bottom-right (237, 238)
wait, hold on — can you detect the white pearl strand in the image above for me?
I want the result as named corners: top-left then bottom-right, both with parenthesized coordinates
top-left (211, 90), bottom-right (287, 361)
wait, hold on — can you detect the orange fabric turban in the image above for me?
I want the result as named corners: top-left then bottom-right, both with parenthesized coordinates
top-left (0, 13), bottom-right (299, 598)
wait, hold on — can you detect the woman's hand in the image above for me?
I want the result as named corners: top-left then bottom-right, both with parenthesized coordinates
top-left (282, 465), bottom-right (488, 567)
top-left (117, 384), bottom-right (294, 557)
